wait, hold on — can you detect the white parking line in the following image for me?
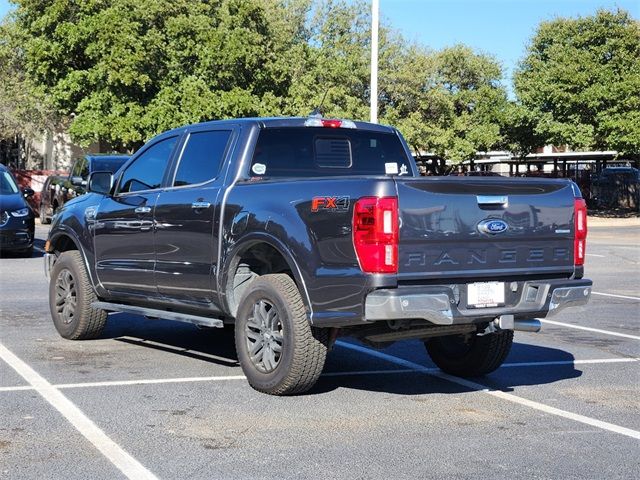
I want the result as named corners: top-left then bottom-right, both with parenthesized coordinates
top-left (538, 318), bottom-right (640, 340)
top-left (336, 341), bottom-right (640, 440)
top-left (55, 375), bottom-right (247, 389)
top-left (502, 358), bottom-right (639, 368)
top-left (592, 291), bottom-right (640, 301)
top-left (586, 253), bottom-right (605, 257)
top-left (0, 342), bottom-right (158, 480)
top-left (0, 385), bottom-right (33, 392)
top-left (0, 357), bottom-right (636, 393)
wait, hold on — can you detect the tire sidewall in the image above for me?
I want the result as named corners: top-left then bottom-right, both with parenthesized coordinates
top-left (49, 252), bottom-right (87, 339)
top-left (235, 279), bottom-right (300, 391)
top-left (426, 330), bottom-right (513, 377)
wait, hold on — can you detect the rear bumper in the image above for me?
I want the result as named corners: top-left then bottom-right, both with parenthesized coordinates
top-left (365, 278), bottom-right (592, 326)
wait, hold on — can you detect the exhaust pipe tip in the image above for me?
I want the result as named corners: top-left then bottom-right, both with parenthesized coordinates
top-left (514, 318), bottom-right (542, 333)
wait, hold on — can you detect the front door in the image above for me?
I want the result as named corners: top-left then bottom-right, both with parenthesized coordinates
top-left (94, 135), bottom-right (179, 299)
top-left (154, 128), bottom-right (234, 309)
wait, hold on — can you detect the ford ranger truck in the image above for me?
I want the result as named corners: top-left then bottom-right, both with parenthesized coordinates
top-left (44, 117), bottom-right (592, 395)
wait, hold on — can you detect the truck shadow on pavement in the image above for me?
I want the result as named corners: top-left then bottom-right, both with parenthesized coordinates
top-left (103, 314), bottom-right (582, 396)
top-left (104, 314), bottom-right (239, 368)
top-left (314, 340), bottom-right (582, 396)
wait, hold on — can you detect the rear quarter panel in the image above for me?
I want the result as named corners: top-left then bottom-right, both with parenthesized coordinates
top-left (221, 177), bottom-right (398, 326)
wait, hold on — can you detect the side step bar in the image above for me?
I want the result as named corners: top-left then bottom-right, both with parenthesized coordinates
top-left (91, 302), bottom-right (224, 328)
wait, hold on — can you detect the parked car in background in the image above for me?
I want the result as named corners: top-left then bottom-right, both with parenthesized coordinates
top-left (40, 155), bottom-right (129, 220)
top-left (591, 166), bottom-right (640, 210)
top-left (0, 164), bottom-right (36, 256)
top-left (38, 174), bottom-right (64, 224)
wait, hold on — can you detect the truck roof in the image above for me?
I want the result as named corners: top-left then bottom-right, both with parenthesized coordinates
top-left (85, 154), bottom-right (130, 163)
top-left (156, 117), bottom-right (396, 140)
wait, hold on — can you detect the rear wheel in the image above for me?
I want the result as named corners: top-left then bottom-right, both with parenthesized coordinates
top-left (235, 274), bottom-right (328, 395)
top-left (49, 250), bottom-right (107, 340)
top-left (424, 330), bottom-right (513, 377)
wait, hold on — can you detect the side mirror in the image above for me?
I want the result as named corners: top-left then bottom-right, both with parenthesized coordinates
top-left (22, 187), bottom-right (35, 198)
top-left (88, 171), bottom-right (113, 195)
top-left (71, 176), bottom-right (87, 186)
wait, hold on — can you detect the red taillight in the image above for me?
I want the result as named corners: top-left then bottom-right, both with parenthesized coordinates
top-left (574, 198), bottom-right (587, 266)
top-left (352, 197), bottom-right (398, 273)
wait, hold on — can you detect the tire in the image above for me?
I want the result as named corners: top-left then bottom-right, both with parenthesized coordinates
top-left (424, 330), bottom-right (513, 377)
top-left (234, 274), bottom-right (328, 395)
top-left (49, 250), bottom-right (107, 340)
top-left (20, 246), bottom-right (34, 258)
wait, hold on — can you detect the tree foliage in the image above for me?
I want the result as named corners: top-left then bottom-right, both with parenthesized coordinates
top-left (13, 0), bottom-right (299, 149)
top-left (380, 43), bottom-right (508, 161)
top-left (4, 0), bottom-right (511, 158)
top-left (3, 2), bottom-right (638, 159)
top-left (0, 15), bottom-right (55, 139)
top-left (515, 9), bottom-right (640, 156)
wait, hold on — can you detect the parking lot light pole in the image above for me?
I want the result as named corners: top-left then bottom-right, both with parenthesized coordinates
top-left (370, 0), bottom-right (379, 124)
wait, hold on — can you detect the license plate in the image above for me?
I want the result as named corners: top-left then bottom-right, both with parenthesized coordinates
top-left (467, 282), bottom-right (505, 308)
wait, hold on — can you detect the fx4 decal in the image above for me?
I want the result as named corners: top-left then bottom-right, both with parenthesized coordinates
top-left (311, 196), bottom-right (350, 212)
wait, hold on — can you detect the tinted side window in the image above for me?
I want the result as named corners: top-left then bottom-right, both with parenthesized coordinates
top-left (80, 161), bottom-right (90, 179)
top-left (72, 158), bottom-right (87, 178)
top-left (173, 130), bottom-right (231, 187)
top-left (118, 137), bottom-right (177, 193)
top-left (93, 158), bottom-right (128, 175)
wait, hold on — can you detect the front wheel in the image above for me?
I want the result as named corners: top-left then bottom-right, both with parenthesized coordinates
top-left (234, 274), bottom-right (328, 395)
top-left (424, 330), bottom-right (513, 377)
top-left (49, 250), bottom-right (107, 340)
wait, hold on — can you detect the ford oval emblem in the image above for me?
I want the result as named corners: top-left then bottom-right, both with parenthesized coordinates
top-left (477, 219), bottom-right (509, 235)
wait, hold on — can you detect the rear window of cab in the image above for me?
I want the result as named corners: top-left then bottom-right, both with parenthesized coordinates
top-left (250, 128), bottom-right (411, 178)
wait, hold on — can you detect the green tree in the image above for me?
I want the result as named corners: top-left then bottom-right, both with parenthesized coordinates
top-left (380, 44), bottom-right (508, 162)
top-left (515, 9), bottom-right (640, 156)
top-left (499, 102), bottom-right (546, 159)
top-left (12, 0), bottom-right (306, 150)
top-left (280, 0), bottom-right (371, 120)
top-left (0, 15), bottom-right (54, 140)
top-left (8, 0), bottom-right (512, 161)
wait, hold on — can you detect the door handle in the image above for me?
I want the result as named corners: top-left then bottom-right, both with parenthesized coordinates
top-left (134, 206), bottom-right (151, 214)
top-left (476, 195), bottom-right (508, 207)
top-left (191, 202), bottom-right (211, 210)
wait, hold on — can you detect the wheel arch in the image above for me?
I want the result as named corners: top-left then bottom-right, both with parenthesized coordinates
top-left (220, 233), bottom-right (312, 320)
top-left (47, 230), bottom-right (81, 255)
top-left (47, 229), bottom-right (103, 297)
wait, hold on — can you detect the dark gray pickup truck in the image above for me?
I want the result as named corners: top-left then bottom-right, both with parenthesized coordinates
top-left (44, 116), bottom-right (591, 395)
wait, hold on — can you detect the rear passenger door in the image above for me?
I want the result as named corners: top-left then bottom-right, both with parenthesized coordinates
top-left (153, 127), bottom-right (235, 309)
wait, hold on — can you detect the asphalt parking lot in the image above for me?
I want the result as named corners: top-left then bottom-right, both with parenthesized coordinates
top-left (1, 220), bottom-right (639, 480)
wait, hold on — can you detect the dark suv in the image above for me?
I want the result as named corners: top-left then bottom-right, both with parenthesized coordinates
top-left (40, 154), bottom-right (129, 221)
top-left (0, 164), bottom-right (36, 256)
top-left (591, 166), bottom-right (639, 210)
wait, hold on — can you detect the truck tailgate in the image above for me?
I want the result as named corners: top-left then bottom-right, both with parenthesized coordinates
top-left (395, 177), bottom-right (577, 281)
